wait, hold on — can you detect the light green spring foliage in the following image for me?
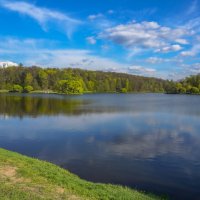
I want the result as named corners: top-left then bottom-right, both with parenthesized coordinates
top-left (11, 85), bottom-right (23, 93)
top-left (0, 66), bottom-right (167, 94)
top-left (23, 85), bottom-right (33, 93)
top-left (1, 66), bottom-right (200, 95)
top-left (166, 75), bottom-right (200, 94)
top-left (56, 78), bottom-right (84, 94)
top-left (0, 148), bottom-right (167, 200)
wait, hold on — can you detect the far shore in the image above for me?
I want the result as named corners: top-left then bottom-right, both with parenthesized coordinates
top-left (1, 89), bottom-right (200, 96)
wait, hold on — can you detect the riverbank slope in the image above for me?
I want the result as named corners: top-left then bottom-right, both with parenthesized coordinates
top-left (0, 148), bottom-right (165, 200)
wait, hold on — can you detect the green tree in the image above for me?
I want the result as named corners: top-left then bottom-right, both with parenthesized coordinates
top-left (87, 80), bottom-right (95, 91)
top-left (116, 78), bottom-right (122, 92)
top-left (120, 88), bottom-right (128, 93)
top-left (125, 79), bottom-right (130, 91)
top-left (24, 73), bottom-right (33, 86)
top-left (11, 84), bottom-right (23, 93)
top-left (38, 70), bottom-right (48, 90)
top-left (165, 81), bottom-right (177, 94)
top-left (103, 79), bottom-right (110, 92)
top-left (56, 79), bottom-right (83, 94)
top-left (179, 87), bottom-right (186, 94)
top-left (0, 65), bottom-right (171, 94)
top-left (175, 83), bottom-right (183, 93)
top-left (24, 85), bottom-right (33, 93)
top-left (190, 87), bottom-right (199, 94)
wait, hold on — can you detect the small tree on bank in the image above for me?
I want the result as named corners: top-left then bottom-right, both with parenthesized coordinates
top-left (10, 84), bottom-right (23, 93)
top-left (24, 85), bottom-right (33, 93)
top-left (56, 79), bottom-right (84, 94)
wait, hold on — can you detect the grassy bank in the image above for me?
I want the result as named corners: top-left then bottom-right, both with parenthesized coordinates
top-left (0, 148), bottom-right (166, 200)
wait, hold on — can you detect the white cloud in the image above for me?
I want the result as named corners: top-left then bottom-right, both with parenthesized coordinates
top-left (180, 51), bottom-right (195, 57)
top-left (0, 37), bottom-right (127, 72)
top-left (180, 43), bottom-right (200, 56)
top-left (191, 63), bottom-right (200, 73)
top-left (0, 0), bottom-right (81, 38)
top-left (101, 45), bottom-right (110, 51)
top-left (27, 49), bottom-right (125, 71)
top-left (99, 21), bottom-right (190, 53)
top-left (175, 38), bottom-right (189, 45)
top-left (87, 12), bottom-right (115, 30)
top-left (86, 36), bottom-right (96, 45)
top-left (146, 57), bottom-right (165, 64)
top-left (1, 36), bottom-right (199, 80)
top-left (180, 62), bottom-right (200, 75)
top-left (156, 44), bottom-right (182, 53)
top-left (0, 37), bottom-right (163, 78)
top-left (146, 57), bottom-right (183, 64)
top-left (183, 16), bottom-right (200, 31)
top-left (88, 13), bottom-right (103, 20)
top-left (128, 65), bottom-right (156, 75)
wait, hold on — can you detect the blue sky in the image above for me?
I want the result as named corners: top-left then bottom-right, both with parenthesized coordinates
top-left (0, 0), bottom-right (200, 79)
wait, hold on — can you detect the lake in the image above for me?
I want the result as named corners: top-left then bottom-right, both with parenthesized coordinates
top-left (0, 93), bottom-right (200, 199)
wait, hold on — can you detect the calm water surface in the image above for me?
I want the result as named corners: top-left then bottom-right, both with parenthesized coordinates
top-left (0, 93), bottom-right (200, 200)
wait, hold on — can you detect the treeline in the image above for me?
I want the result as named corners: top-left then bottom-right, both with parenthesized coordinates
top-left (1, 66), bottom-right (199, 95)
top-left (166, 74), bottom-right (200, 94)
top-left (0, 66), bottom-right (167, 94)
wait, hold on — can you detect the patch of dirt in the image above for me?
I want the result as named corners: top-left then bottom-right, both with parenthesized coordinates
top-left (56, 187), bottom-right (65, 194)
top-left (0, 166), bottom-right (82, 200)
top-left (67, 195), bottom-right (83, 200)
top-left (0, 166), bottom-right (29, 183)
top-left (56, 187), bottom-right (84, 199)
top-left (0, 166), bottom-right (16, 178)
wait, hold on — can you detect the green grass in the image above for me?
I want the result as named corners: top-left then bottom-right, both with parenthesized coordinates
top-left (0, 148), bottom-right (166, 200)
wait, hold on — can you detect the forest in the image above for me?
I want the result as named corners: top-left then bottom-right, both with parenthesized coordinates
top-left (165, 75), bottom-right (200, 94)
top-left (0, 66), bottom-right (199, 94)
top-left (0, 66), bottom-right (166, 94)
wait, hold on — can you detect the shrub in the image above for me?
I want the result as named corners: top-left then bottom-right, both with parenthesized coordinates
top-left (56, 79), bottom-right (83, 94)
top-left (190, 87), bottom-right (199, 94)
top-left (24, 85), bottom-right (33, 93)
top-left (120, 88), bottom-right (128, 93)
top-left (10, 84), bottom-right (23, 93)
top-left (179, 87), bottom-right (186, 94)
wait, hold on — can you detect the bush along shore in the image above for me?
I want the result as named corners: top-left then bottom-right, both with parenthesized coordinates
top-left (0, 148), bottom-right (167, 200)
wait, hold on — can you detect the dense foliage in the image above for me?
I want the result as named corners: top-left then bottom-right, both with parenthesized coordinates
top-left (165, 75), bottom-right (200, 94)
top-left (0, 66), bottom-right (167, 94)
top-left (1, 66), bottom-right (200, 95)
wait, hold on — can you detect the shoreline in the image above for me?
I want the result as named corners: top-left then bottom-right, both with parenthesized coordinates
top-left (0, 148), bottom-right (166, 200)
top-left (2, 89), bottom-right (199, 95)
top-left (1, 89), bottom-right (200, 96)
